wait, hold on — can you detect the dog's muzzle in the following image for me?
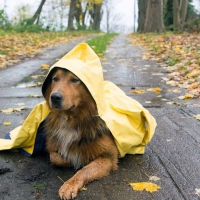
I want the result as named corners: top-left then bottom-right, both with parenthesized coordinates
top-left (51, 92), bottom-right (63, 108)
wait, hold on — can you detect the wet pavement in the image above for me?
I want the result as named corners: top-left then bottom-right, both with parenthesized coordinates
top-left (0, 34), bottom-right (200, 200)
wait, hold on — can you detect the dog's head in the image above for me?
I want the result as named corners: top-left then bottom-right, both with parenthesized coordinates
top-left (43, 67), bottom-right (97, 115)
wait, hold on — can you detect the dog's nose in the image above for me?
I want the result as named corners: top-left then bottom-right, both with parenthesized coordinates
top-left (51, 92), bottom-right (63, 104)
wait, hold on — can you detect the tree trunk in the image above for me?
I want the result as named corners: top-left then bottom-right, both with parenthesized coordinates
top-left (143, 0), bottom-right (165, 32)
top-left (30, 0), bottom-right (46, 25)
top-left (173, 0), bottom-right (188, 31)
top-left (92, 3), bottom-right (102, 30)
top-left (68, 0), bottom-right (77, 30)
top-left (137, 0), bottom-right (148, 32)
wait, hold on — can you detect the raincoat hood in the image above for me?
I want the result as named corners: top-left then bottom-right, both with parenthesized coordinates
top-left (42, 43), bottom-right (107, 116)
top-left (0, 43), bottom-right (156, 157)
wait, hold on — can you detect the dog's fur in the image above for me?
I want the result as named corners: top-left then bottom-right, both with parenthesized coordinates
top-left (43, 67), bottom-right (118, 200)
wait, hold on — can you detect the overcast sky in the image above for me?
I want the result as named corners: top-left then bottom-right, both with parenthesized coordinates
top-left (0, 0), bottom-right (199, 33)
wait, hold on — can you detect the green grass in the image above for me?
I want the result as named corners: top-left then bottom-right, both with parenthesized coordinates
top-left (86, 33), bottom-right (118, 56)
top-left (34, 183), bottom-right (45, 190)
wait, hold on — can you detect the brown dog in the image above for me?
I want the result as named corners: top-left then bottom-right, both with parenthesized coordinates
top-left (43, 67), bottom-right (118, 200)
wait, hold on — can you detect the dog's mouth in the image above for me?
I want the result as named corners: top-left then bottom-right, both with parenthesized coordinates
top-left (51, 104), bottom-right (76, 111)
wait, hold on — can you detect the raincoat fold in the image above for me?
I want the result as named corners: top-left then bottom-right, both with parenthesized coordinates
top-left (0, 43), bottom-right (156, 157)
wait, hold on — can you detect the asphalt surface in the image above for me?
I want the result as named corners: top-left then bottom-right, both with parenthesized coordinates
top-left (0, 34), bottom-right (200, 200)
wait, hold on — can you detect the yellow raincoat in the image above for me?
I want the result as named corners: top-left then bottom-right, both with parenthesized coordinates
top-left (0, 43), bottom-right (156, 157)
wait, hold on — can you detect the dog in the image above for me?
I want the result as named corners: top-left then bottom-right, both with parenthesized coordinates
top-left (43, 67), bottom-right (118, 200)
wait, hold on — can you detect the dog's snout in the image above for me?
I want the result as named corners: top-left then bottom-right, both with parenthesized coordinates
top-left (51, 92), bottom-right (63, 103)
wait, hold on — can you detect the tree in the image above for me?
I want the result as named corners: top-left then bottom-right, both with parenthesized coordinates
top-left (30, 0), bottom-right (47, 25)
top-left (68, 0), bottom-right (77, 30)
top-left (90, 3), bottom-right (102, 30)
top-left (138, 0), bottom-right (165, 33)
top-left (137, 0), bottom-right (148, 32)
top-left (101, 0), bottom-right (121, 33)
top-left (173, 0), bottom-right (188, 31)
top-left (67, 0), bottom-right (103, 30)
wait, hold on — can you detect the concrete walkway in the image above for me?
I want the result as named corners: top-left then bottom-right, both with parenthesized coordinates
top-left (0, 34), bottom-right (200, 200)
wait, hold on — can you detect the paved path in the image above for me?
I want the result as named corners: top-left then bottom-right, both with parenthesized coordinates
top-left (0, 34), bottom-right (200, 200)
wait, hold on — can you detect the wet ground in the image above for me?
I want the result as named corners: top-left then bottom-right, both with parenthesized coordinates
top-left (0, 34), bottom-right (200, 200)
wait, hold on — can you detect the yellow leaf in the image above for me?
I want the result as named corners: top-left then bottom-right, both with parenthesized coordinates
top-left (100, 57), bottom-right (107, 61)
top-left (132, 89), bottom-right (146, 94)
top-left (193, 114), bottom-right (200, 121)
top-left (1, 108), bottom-right (14, 114)
top-left (184, 94), bottom-right (194, 99)
top-left (14, 106), bottom-right (26, 112)
top-left (3, 121), bottom-right (11, 126)
top-left (41, 64), bottom-right (50, 69)
top-left (27, 84), bottom-right (37, 88)
top-left (129, 182), bottom-right (161, 193)
top-left (147, 87), bottom-right (162, 93)
top-left (1, 106), bottom-right (26, 114)
top-left (80, 186), bottom-right (87, 191)
top-left (178, 94), bottom-right (194, 100)
top-left (29, 94), bottom-right (42, 98)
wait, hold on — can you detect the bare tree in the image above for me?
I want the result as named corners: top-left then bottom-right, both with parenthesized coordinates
top-left (101, 0), bottom-right (121, 33)
top-left (30, 0), bottom-right (46, 25)
top-left (173, 0), bottom-right (188, 31)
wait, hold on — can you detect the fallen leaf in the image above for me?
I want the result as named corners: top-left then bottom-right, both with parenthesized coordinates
top-left (193, 114), bottom-right (200, 121)
top-left (166, 102), bottom-right (175, 105)
top-left (166, 80), bottom-right (177, 86)
top-left (184, 94), bottom-right (194, 99)
top-left (129, 182), bottom-right (161, 193)
top-left (3, 121), bottom-right (11, 126)
top-left (1, 108), bottom-right (14, 114)
top-left (167, 88), bottom-right (181, 93)
top-left (149, 176), bottom-right (160, 181)
top-left (178, 94), bottom-right (194, 100)
top-left (147, 87), bottom-right (162, 93)
top-left (41, 64), bottom-right (50, 69)
top-left (195, 188), bottom-right (200, 197)
top-left (166, 139), bottom-right (172, 142)
top-left (101, 57), bottom-right (107, 61)
top-left (29, 94), bottom-right (42, 98)
top-left (80, 187), bottom-right (87, 191)
top-left (132, 89), bottom-right (146, 94)
top-left (161, 77), bottom-right (169, 81)
top-left (1, 106), bottom-right (26, 114)
top-left (14, 106), bottom-right (26, 112)
top-left (27, 84), bottom-right (37, 88)
top-left (161, 99), bottom-right (169, 101)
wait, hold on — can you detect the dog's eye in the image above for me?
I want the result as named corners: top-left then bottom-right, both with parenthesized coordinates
top-left (52, 77), bottom-right (59, 82)
top-left (70, 78), bottom-right (80, 83)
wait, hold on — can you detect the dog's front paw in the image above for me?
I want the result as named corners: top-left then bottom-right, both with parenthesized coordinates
top-left (59, 179), bottom-right (82, 200)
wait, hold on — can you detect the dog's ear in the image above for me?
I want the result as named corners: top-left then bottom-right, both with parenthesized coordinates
top-left (42, 67), bottom-right (58, 98)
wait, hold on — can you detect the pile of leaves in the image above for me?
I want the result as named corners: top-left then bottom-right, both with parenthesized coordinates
top-left (130, 33), bottom-right (200, 97)
top-left (0, 31), bottom-right (88, 69)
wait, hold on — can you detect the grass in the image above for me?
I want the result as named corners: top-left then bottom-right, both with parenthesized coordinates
top-left (34, 183), bottom-right (45, 190)
top-left (86, 33), bottom-right (118, 56)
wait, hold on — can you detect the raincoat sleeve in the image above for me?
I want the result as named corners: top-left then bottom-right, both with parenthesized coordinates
top-left (102, 81), bottom-right (157, 157)
top-left (0, 101), bottom-right (50, 155)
